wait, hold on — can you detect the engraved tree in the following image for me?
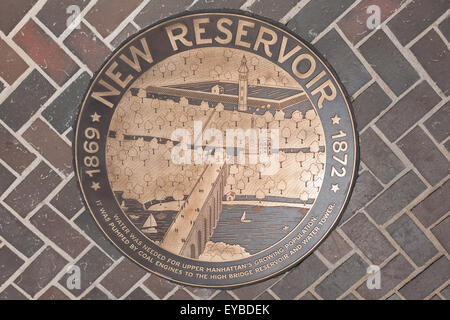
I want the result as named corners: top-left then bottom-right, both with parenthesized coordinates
top-left (224, 48), bottom-right (233, 62)
top-left (292, 110), bottom-right (302, 128)
top-left (265, 178), bottom-right (275, 194)
top-left (282, 127), bottom-right (291, 145)
top-left (305, 109), bottom-right (316, 126)
top-left (264, 111), bottom-right (274, 129)
top-left (274, 110), bottom-right (285, 127)
top-left (277, 180), bottom-right (286, 195)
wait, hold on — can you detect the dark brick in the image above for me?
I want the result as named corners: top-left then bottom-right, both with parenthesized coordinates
top-left (298, 291), bottom-right (317, 300)
top-left (340, 170), bottom-right (383, 223)
top-left (135, 0), bottom-right (192, 28)
top-left (256, 291), bottom-right (276, 300)
top-left (357, 254), bottom-right (414, 299)
top-left (338, 0), bottom-right (403, 45)
top-left (271, 254), bottom-right (328, 299)
top-left (387, 293), bottom-right (402, 300)
top-left (0, 285), bottom-right (27, 300)
top-left (4, 162), bottom-right (62, 218)
top-left (0, 38), bottom-right (29, 85)
top-left (37, 0), bottom-right (90, 37)
top-left (248, 0), bottom-right (298, 21)
top-left (15, 246), bottom-right (67, 297)
top-left (232, 275), bottom-right (280, 300)
top-left (100, 258), bottom-right (147, 298)
top-left (85, 0), bottom-right (141, 37)
top-left (0, 246), bottom-right (24, 286)
top-left (0, 204), bottom-right (44, 258)
top-left (30, 205), bottom-right (89, 258)
top-left (399, 256), bottom-right (450, 299)
top-left (190, 0), bottom-right (246, 11)
top-left (360, 127), bottom-right (405, 183)
top-left (287, 0), bottom-right (356, 42)
top-left (412, 180), bottom-right (450, 228)
top-left (387, 213), bottom-right (437, 267)
top-left (0, 162), bottom-right (16, 196)
top-left (352, 82), bottom-right (392, 130)
top-left (387, 0), bottom-right (450, 46)
top-left (23, 118), bottom-right (73, 176)
top-left (42, 72), bottom-right (91, 134)
top-left (342, 212), bottom-right (395, 265)
top-left (411, 30), bottom-right (450, 96)
top-left (376, 81), bottom-right (441, 142)
top-left (168, 288), bottom-right (193, 300)
top-left (111, 23), bottom-right (138, 48)
top-left (13, 20), bottom-right (79, 86)
top-left (315, 254), bottom-right (368, 300)
top-left (0, 69), bottom-right (56, 132)
top-left (440, 285), bottom-right (450, 299)
top-left (317, 230), bottom-right (352, 264)
top-left (398, 126), bottom-right (450, 185)
top-left (82, 287), bottom-right (111, 300)
top-left (445, 140), bottom-right (450, 153)
top-left (366, 170), bottom-right (426, 225)
top-left (183, 285), bottom-right (215, 300)
top-left (74, 211), bottom-right (122, 260)
top-left (315, 29), bottom-right (371, 96)
top-left (51, 176), bottom-right (84, 219)
top-left (431, 216), bottom-right (450, 253)
top-left (342, 293), bottom-right (358, 300)
top-left (38, 286), bottom-right (70, 300)
top-left (58, 246), bottom-right (113, 297)
top-left (212, 290), bottom-right (235, 300)
top-left (439, 16), bottom-right (450, 42)
top-left (143, 275), bottom-right (176, 299)
top-left (64, 23), bottom-right (111, 72)
top-left (359, 30), bottom-right (419, 96)
top-left (425, 101), bottom-right (450, 143)
top-left (124, 287), bottom-right (153, 300)
top-left (0, 0), bottom-right (37, 35)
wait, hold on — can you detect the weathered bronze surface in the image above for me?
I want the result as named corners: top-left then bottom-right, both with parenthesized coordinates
top-left (75, 11), bottom-right (358, 288)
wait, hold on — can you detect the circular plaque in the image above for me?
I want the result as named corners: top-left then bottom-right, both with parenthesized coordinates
top-left (75, 10), bottom-right (358, 288)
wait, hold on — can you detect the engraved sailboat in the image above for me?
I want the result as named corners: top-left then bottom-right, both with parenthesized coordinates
top-left (142, 214), bottom-right (158, 234)
top-left (240, 211), bottom-right (251, 223)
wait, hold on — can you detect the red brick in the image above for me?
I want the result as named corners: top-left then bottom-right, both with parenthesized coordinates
top-left (0, 38), bottom-right (28, 85)
top-left (248, 0), bottom-right (299, 21)
top-left (38, 286), bottom-right (70, 300)
top-left (13, 19), bottom-right (79, 86)
top-left (50, 176), bottom-right (84, 219)
top-left (0, 246), bottom-right (24, 286)
top-left (0, 0), bottom-right (37, 35)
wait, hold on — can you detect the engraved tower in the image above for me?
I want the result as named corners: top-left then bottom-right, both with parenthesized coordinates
top-left (238, 55), bottom-right (249, 111)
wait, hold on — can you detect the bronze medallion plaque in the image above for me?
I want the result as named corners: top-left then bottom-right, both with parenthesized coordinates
top-left (75, 11), bottom-right (358, 288)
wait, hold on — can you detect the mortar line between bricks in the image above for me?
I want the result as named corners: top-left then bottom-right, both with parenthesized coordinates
top-left (226, 289), bottom-right (240, 300)
top-left (265, 288), bottom-right (280, 300)
top-left (418, 122), bottom-right (450, 161)
top-left (0, 158), bottom-right (21, 179)
top-left (95, 282), bottom-right (120, 300)
top-left (349, 77), bottom-right (376, 102)
top-left (404, 10), bottom-right (450, 50)
top-left (240, 0), bottom-right (258, 11)
top-left (279, 0), bottom-right (312, 25)
top-left (425, 207), bottom-right (450, 231)
top-left (186, 0), bottom-right (200, 11)
top-left (263, 288), bottom-right (278, 300)
top-left (130, 20), bottom-right (142, 32)
top-left (116, 272), bottom-right (152, 300)
top-left (3, 0), bottom-right (47, 42)
top-left (0, 62), bottom-right (32, 104)
top-left (433, 24), bottom-right (450, 48)
top-left (57, 0), bottom-right (99, 43)
top-left (138, 275), bottom-right (163, 300)
top-left (313, 250), bottom-right (334, 269)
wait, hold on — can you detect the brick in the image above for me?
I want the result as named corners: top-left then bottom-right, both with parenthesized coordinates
top-left (315, 253), bottom-right (368, 300)
top-left (101, 258), bottom-right (147, 298)
top-left (248, 0), bottom-right (299, 21)
top-left (287, 0), bottom-right (356, 42)
top-left (42, 72), bottom-right (91, 134)
top-left (360, 127), bottom-right (405, 183)
top-left (397, 126), bottom-right (450, 185)
top-left (212, 290), bottom-right (235, 300)
top-left (340, 170), bottom-right (383, 223)
top-left (0, 38), bottom-right (29, 85)
top-left (135, 0), bottom-right (192, 28)
top-left (37, 0), bottom-right (90, 37)
top-left (58, 246), bottom-right (113, 297)
top-left (411, 30), bottom-right (450, 96)
top-left (366, 171), bottom-right (426, 225)
top-left (342, 293), bottom-right (358, 300)
top-left (232, 275), bottom-right (280, 300)
top-left (431, 216), bottom-right (450, 253)
top-left (143, 275), bottom-right (176, 299)
top-left (0, 285), bottom-right (27, 300)
top-left (0, 246), bottom-right (24, 286)
top-left (183, 286), bottom-right (215, 300)
top-left (376, 81), bottom-right (441, 142)
top-left (50, 176), bottom-right (84, 219)
top-left (359, 30), bottom-right (419, 96)
top-left (0, 204), bottom-right (44, 258)
top-left (74, 211), bottom-right (122, 260)
top-left (338, 0), bottom-right (403, 45)
top-left (64, 23), bottom-right (111, 72)
top-left (445, 140), bottom-right (450, 153)
top-left (387, 213), bottom-right (437, 267)
top-left (0, 0), bottom-right (37, 35)
top-left (0, 69), bottom-right (56, 132)
top-left (315, 29), bottom-right (371, 96)
top-left (387, 293), bottom-right (402, 300)
top-left (298, 292), bottom-right (317, 300)
top-left (168, 288), bottom-right (193, 300)
top-left (82, 287), bottom-right (111, 300)
top-left (439, 16), bottom-right (450, 42)
top-left (0, 162), bottom-right (16, 196)
top-left (317, 230), bottom-right (352, 264)
top-left (38, 286), bottom-right (70, 300)
top-left (190, 0), bottom-right (246, 11)
top-left (399, 256), bottom-right (450, 299)
top-left (85, 0), bottom-right (141, 38)
top-left (271, 254), bottom-right (328, 299)
top-left (357, 254), bottom-right (414, 299)
top-left (15, 246), bottom-right (67, 297)
top-left (124, 287), bottom-right (153, 300)
top-left (30, 205), bottom-right (89, 258)
top-left (440, 285), bottom-right (450, 300)
top-left (13, 20), bottom-right (79, 86)
top-left (23, 118), bottom-right (73, 176)
top-left (412, 180), bottom-right (450, 228)
top-left (342, 212), bottom-right (395, 265)
top-left (352, 82), bottom-right (392, 130)
top-left (256, 291), bottom-right (276, 300)
top-left (425, 101), bottom-right (450, 143)
top-left (387, 0), bottom-right (450, 46)
top-left (4, 162), bottom-right (62, 218)
top-left (111, 23), bottom-right (138, 48)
